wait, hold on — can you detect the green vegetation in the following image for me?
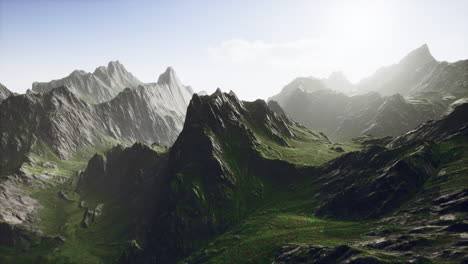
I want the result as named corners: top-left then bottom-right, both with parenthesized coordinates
top-left (252, 124), bottom-right (362, 167)
top-left (22, 138), bottom-right (124, 178)
top-left (430, 135), bottom-right (468, 190)
top-left (180, 196), bottom-right (369, 264)
top-left (0, 138), bottom-right (132, 264)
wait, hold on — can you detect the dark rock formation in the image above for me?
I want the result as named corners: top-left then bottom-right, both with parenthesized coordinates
top-left (0, 222), bottom-right (37, 247)
top-left (315, 141), bottom-right (441, 219)
top-left (314, 104), bottom-right (468, 220)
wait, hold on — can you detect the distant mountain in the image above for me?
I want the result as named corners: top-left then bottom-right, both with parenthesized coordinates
top-left (0, 83), bottom-right (15, 102)
top-left (357, 44), bottom-right (468, 101)
top-left (269, 77), bottom-right (328, 106)
top-left (269, 44), bottom-right (467, 140)
top-left (357, 44), bottom-right (437, 96)
top-left (322, 71), bottom-right (354, 93)
top-left (31, 61), bottom-right (143, 104)
top-left (270, 87), bottom-right (444, 141)
top-left (0, 67), bottom-right (192, 174)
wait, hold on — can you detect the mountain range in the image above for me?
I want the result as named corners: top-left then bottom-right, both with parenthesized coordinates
top-left (0, 66), bottom-right (192, 175)
top-left (0, 45), bottom-right (467, 264)
top-left (30, 61), bottom-right (143, 104)
top-left (270, 44), bottom-right (468, 141)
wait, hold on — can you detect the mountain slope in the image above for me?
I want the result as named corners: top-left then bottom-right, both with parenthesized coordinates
top-left (0, 83), bottom-right (15, 102)
top-left (31, 61), bottom-right (143, 104)
top-left (144, 89), bottom-right (346, 263)
top-left (0, 68), bottom-right (192, 175)
top-left (183, 103), bottom-right (468, 264)
top-left (1, 92), bottom-right (466, 264)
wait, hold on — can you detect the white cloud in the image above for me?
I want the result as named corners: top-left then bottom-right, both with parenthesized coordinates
top-left (209, 38), bottom-right (331, 67)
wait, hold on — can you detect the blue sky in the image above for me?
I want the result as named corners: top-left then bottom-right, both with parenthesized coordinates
top-left (1, 0), bottom-right (468, 100)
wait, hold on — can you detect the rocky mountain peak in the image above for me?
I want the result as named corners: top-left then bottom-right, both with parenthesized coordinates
top-left (182, 89), bottom-right (296, 149)
top-left (70, 70), bottom-right (87, 77)
top-left (399, 43), bottom-right (435, 66)
top-left (32, 61), bottom-right (142, 104)
top-left (0, 83), bottom-right (15, 102)
top-left (157, 66), bottom-right (180, 86)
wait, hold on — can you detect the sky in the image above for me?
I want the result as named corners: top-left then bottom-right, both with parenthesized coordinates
top-left (1, 0), bottom-right (468, 100)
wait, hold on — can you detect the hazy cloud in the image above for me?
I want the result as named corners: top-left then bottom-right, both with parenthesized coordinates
top-left (209, 38), bottom-right (332, 67)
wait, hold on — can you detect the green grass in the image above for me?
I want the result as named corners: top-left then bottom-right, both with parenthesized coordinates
top-left (21, 138), bottom-right (124, 179)
top-left (180, 198), bottom-right (369, 264)
top-left (430, 136), bottom-right (468, 190)
top-left (0, 139), bottom-right (132, 264)
top-left (253, 125), bottom-right (361, 167)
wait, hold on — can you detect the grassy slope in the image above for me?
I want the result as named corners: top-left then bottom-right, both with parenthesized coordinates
top-left (176, 122), bottom-right (368, 264)
top-left (180, 135), bottom-right (468, 264)
top-left (0, 139), bottom-right (133, 264)
top-left (252, 123), bottom-right (361, 167)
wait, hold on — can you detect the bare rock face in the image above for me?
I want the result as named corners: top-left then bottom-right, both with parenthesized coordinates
top-left (31, 61), bottom-right (143, 104)
top-left (0, 83), bottom-right (15, 102)
top-left (273, 244), bottom-right (365, 264)
top-left (0, 68), bottom-right (193, 175)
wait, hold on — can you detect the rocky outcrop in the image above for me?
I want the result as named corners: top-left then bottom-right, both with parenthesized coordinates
top-left (78, 143), bottom-right (165, 198)
top-left (31, 61), bottom-right (143, 104)
top-left (0, 83), bottom-right (15, 102)
top-left (0, 68), bottom-right (193, 175)
top-left (315, 141), bottom-right (441, 219)
top-left (314, 104), bottom-right (468, 220)
top-left (388, 103), bottom-right (468, 147)
top-left (272, 244), bottom-right (404, 264)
